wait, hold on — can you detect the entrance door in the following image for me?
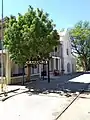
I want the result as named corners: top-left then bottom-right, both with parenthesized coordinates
top-left (56, 59), bottom-right (58, 70)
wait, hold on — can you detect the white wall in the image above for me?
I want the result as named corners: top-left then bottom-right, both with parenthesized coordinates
top-left (59, 30), bottom-right (76, 74)
top-left (71, 57), bottom-right (76, 72)
top-left (64, 58), bottom-right (72, 74)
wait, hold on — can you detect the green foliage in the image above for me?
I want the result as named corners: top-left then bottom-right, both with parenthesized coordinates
top-left (4, 5), bottom-right (59, 65)
top-left (70, 21), bottom-right (90, 71)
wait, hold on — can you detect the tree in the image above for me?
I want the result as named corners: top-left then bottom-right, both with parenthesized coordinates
top-left (70, 21), bottom-right (90, 71)
top-left (4, 6), bottom-right (59, 81)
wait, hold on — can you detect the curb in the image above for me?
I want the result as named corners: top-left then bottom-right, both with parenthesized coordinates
top-left (0, 88), bottom-right (20, 96)
top-left (0, 88), bottom-right (20, 101)
top-left (0, 89), bottom-right (30, 102)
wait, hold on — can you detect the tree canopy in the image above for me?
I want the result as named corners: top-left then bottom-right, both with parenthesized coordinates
top-left (4, 5), bottom-right (59, 65)
top-left (70, 21), bottom-right (90, 71)
top-left (4, 6), bottom-right (59, 81)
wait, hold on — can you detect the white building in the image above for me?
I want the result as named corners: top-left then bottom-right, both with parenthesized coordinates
top-left (39, 29), bottom-right (76, 76)
top-left (0, 30), bottom-right (76, 84)
top-left (59, 29), bottom-right (76, 74)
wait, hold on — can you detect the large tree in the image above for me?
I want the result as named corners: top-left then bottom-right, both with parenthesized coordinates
top-left (70, 21), bottom-right (90, 71)
top-left (4, 6), bottom-right (59, 81)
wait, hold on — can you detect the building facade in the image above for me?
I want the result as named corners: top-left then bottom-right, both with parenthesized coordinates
top-left (0, 29), bottom-right (76, 84)
top-left (39, 29), bottom-right (76, 76)
top-left (59, 29), bottom-right (76, 74)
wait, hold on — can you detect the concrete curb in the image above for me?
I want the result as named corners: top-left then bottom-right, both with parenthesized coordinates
top-left (0, 89), bottom-right (30, 102)
top-left (0, 88), bottom-right (20, 95)
top-left (0, 88), bottom-right (20, 101)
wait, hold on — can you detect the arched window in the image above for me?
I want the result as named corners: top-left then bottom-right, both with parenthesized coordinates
top-left (72, 64), bottom-right (74, 72)
top-left (67, 63), bottom-right (70, 72)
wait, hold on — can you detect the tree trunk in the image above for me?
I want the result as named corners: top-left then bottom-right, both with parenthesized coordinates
top-left (82, 62), bottom-right (85, 71)
top-left (26, 64), bottom-right (31, 82)
top-left (83, 58), bottom-right (88, 72)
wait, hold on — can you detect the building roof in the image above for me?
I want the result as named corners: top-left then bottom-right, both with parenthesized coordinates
top-left (59, 29), bottom-right (69, 36)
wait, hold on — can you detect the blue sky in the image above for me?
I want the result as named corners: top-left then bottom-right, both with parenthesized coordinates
top-left (0, 0), bottom-right (90, 29)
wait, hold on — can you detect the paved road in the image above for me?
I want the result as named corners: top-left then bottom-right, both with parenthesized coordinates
top-left (26, 73), bottom-right (89, 93)
top-left (0, 92), bottom-right (76, 120)
top-left (0, 73), bottom-right (90, 120)
top-left (59, 93), bottom-right (90, 120)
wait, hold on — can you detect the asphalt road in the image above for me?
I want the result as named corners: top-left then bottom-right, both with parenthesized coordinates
top-left (26, 73), bottom-right (89, 93)
top-left (0, 73), bottom-right (90, 120)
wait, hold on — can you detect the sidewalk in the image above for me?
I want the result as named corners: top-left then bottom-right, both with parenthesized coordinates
top-left (59, 93), bottom-right (90, 120)
top-left (0, 85), bottom-right (20, 94)
top-left (0, 85), bottom-right (29, 101)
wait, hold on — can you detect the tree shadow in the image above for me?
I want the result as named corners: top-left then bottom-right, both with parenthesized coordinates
top-left (3, 72), bottom-right (89, 101)
top-left (25, 72), bottom-right (89, 96)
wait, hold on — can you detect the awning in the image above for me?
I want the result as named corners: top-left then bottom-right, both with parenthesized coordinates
top-left (52, 56), bottom-right (60, 59)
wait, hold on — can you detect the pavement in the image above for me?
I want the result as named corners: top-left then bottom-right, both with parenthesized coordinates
top-left (0, 85), bottom-right (29, 101)
top-left (0, 73), bottom-right (90, 120)
top-left (59, 93), bottom-right (90, 120)
top-left (0, 92), bottom-right (76, 120)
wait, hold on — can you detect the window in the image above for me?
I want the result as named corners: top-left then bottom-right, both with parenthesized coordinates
top-left (66, 48), bottom-right (69, 55)
top-left (32, 64), bottom-right (37, 74)
top-left (55, 47), bottom-right (57, 52)
top-left (72, 64), bottom-right (74, 72)
top-left (18, 66), bottom-right (23, 74)
top-left (67, 63), bottom-right (70, 72)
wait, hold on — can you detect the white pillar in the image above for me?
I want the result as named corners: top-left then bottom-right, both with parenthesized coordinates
top-left (6, 51), bottom-right (11, 84)
top-left (59, 59), bottom-right (61, 72)
top-left (58, 59), bottom-right (60, 71)
top-left (39, 64), bottom-right (42, 77)
top-left (49, 60), bottom-right (51, 71)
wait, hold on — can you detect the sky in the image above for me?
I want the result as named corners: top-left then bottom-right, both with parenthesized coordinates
top-left (0, 0), bottom-right (90, 30)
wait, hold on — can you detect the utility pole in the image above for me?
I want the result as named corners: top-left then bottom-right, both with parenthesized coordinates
top-left (47, 60), bottom-right (50, 83)
top-left (1, 0), bottom-right (4, 92)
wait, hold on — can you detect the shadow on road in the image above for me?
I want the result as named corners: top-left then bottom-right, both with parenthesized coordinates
top-left (2, 72), bottom-right (90, 101)
top-left (25, 72), bottom-right (89, 95)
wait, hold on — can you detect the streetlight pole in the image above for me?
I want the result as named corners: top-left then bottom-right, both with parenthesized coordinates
top-left (47, 60), bottom-right (50, 83)
top-left (1, 0), bottom-right (4, 92)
